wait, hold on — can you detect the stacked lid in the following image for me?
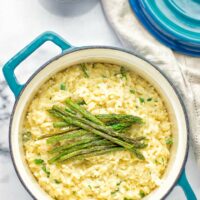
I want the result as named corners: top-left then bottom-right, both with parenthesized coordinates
top-left (129, 0), bottom-right (200, 56)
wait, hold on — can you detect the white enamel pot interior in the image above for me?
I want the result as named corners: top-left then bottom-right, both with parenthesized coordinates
top-left (10, 47), bottom-right (188, 200)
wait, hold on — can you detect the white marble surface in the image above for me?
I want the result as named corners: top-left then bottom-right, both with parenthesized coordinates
top-left (0, 0), bottom-right (200, 199)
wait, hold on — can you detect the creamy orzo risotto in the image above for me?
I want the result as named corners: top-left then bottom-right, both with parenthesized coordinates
top-left (23, 63), bottom-right (172, 200)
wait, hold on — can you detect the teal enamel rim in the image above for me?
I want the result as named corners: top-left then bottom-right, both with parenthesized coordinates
top-left (2, 32), bottom-right (196, 199)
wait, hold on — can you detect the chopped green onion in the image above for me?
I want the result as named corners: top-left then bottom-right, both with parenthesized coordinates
top-left (60, 83), bottom-right (66, 90)
top-left (147, 98), bottom-right (152, 102)
top-left (22, 131), bottom-right (32, 142)
top-left (139, 97), bottom-right (145, 103)
top-left (111, 188), bottom-right (119, 195)
top-left (42, 165), bottom-right (50, 177)
top-left (116, 181), bottom-right (122, 186)
top-left (166, 137), bottom-right (173, 145)
top-left (54, 179), bottom-right (61, 184)
top-left (34, 159), bottom-right (44, 165)
top-left (120, 66), bottom-right (127, 80)
top-left (155, 159), bottom-right (159, 164)
top-left (139, 190), bottom-right (146, 198)
top-left (130, 89), bottom-right (135, 94)
top-left (80, 63), bottom-right (89, 78)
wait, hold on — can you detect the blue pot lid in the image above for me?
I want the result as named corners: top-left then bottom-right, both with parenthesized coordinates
top-left (129, 0), bottom-right (200, 56)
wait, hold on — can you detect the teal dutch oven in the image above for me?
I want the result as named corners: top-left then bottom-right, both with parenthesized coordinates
top-left (2, 32), bottom-right (197, 200)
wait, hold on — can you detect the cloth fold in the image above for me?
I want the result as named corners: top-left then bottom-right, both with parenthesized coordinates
top-left (101, 0), bottom-right (200, 166)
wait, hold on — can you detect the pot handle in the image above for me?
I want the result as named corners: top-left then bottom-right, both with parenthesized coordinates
top-left (177, 169), bottom-right (197, 200)
top-left (2, 31), bottom-right (73, 98)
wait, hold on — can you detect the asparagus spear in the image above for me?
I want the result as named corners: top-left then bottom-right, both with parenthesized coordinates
top-left (46, 130), bottom-right (89, 144)
top-left (49, 135), bottom-right (104, 154)
top-left (110, 122), bottom-right (133, 132)
top-left (52, 113), bottom-right (143, 130)
top-left (53, 121), bottom-right (70, 128)
top-left (49, 138), bottom-right (94, 154)
top-left (96, 114), bottom-right (143, 124)
top-left (76, 99), bottom-right (86, 105)
top-left (38, 127), bottom-right (80, 140)
top-left (52, 121), bottom-right (133, 132)
top-left (49, 109), bottom-right (145, 160)
top-left (58, 145), bottom-right (119, 162)
top-left (70, 147), bottom-right (124, 161)
top-left (65, 98), bottom-right (104, 125)
top-left (52, 106), bottom-right (144, 147)
top-left (49, 139), bottom-right (116, 163)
